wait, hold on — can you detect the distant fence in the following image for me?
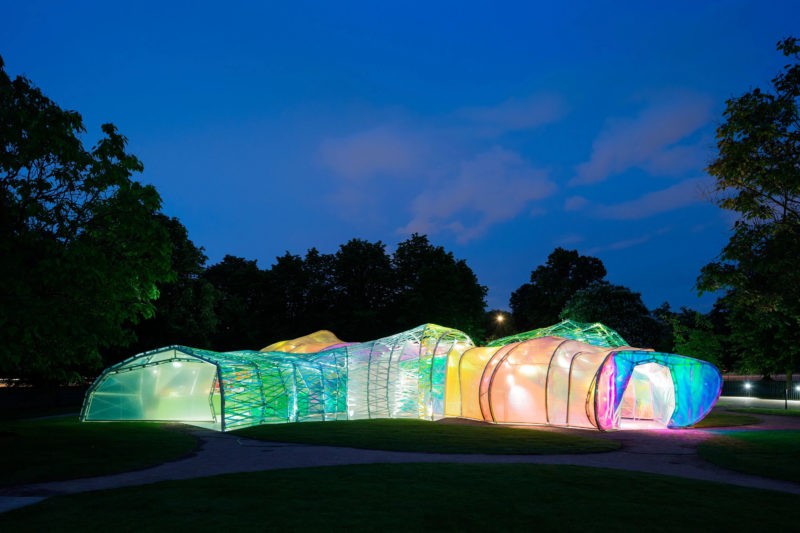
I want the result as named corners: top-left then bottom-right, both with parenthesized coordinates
top-left (722, 374), bottom-right (800, 400)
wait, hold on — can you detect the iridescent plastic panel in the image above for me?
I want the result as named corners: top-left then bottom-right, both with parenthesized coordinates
top-left (82, 322), bottom-right (721, 432)
top-left (81, 324), bottom-right (473, 431)
top-left (488, 319), bottom-right (628, 348)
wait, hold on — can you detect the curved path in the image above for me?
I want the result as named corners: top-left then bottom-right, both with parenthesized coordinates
top-left (2, 398), bottom-right (800, 513)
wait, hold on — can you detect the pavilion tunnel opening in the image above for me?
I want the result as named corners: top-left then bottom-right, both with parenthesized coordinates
top-left (618, 362), bottom-right (676, 429)
top-left (81, 353), bottom-right (223, 430)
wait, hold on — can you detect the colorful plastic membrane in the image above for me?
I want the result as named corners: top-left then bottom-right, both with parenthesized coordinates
top-left (81, 321), bottom-right (721, 431)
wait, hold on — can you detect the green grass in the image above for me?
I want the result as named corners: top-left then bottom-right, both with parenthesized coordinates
top-left (692, 411), bottom-right (760, 428)
top-left (697, 429), bottom-right (800, 482)
top-left (0, 417), bottom-right (198, 487)
top-left (728, 407), bottom-right (800, 417)
top-left (2, 464), bottom-right (799, 531)
top-left (0, 405), bottom-right (81, 421)
top-left (234, 418), bottom-right (620, 454)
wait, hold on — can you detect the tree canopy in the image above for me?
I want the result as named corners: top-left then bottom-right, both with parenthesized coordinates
top-left (194, 234), bottom-right (488, 349)
top-left (0, 55), bottom-right (173, 384)
top-left (510, 248), bottom-right (607, 330)
top-left (698, 37), bottom-right (800, 381)
top-left (560, 282), bottom-right (667, 349)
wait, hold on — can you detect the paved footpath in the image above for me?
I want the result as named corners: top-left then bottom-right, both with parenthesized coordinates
top-left (2, 397), bottom-right (800, 513)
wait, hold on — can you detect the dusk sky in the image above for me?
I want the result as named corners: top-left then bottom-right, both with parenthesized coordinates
top-left (4, 1), bottom-right (799, 312)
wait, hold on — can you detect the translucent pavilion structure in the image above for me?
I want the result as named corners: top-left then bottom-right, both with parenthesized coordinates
top-left (81, 324), bottom-right (473, 431)
top-left (453, 319), bottom-right (723, 428)
top-left (81, 320), bottom-right (721, 431)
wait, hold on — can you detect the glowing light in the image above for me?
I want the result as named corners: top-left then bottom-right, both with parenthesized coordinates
top-left (744, 382), bottom-right (752, 389)
top-left (82, 320), bottom-right (721, 433)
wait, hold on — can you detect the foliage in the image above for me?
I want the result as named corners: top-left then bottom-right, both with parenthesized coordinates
top-left (203, 255), bottom-right (269, 350)
top-left (510, 248), bottom-right (606, 331)
top-left (103, 215), bottom-right (218, 364)
top-left (0, 56), bottom-right (173, 384)
top-left (330, 238), bottom-right (396, 340)
top-left (392, 234), bottom-right (487, 341)
top-left (655, 305), bottom-right (724, 366)
top-left (483, 309), bottom-right (514, 343)
top-left (698, 37), bottom-right (800, 379)
top-left (560, 282), bottom-right (668, 348)
top-left (200, 234), bottom-right (487, 348)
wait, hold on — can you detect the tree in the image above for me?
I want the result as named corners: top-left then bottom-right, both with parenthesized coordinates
top-left (203, 255), bottom-right (269, 350)
top-left (697, 37), bottom-right (800, 404)
top-left (391, 233), bottom-right (487, 340)
top-left (656, 305), bottom-right (724, 367)
top-left (510, 248), bottom-right (606, 330)
top-left (483, 309), bottom-right (514, 343)
top-left (331, 239), bottom-right (396, 340)
top-left (264, 247), bottom-right (336, 339)
top-left (0, 56), bottom-right (173, 384)
top-left (105, 215), bottom-right (217, 362)
top-left (560, 282), bottom-right (667, 348)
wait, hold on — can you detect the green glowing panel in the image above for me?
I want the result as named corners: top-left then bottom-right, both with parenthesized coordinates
top-left (488, 319), bottom-right (629, 348)
top-left (81, 324), bottom-right (472, 431)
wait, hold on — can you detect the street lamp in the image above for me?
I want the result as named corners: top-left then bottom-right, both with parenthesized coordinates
top-left (496, 313), bottom-right (504, 324)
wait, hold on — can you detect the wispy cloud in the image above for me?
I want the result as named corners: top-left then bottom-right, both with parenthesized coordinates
top-left (587, 227), bottom-right (671, 254)
top-left (571, 93), bottom-right (713, 186)
top-left (399, 147), bottom-right (557, 243)
top-left (459, 93), bottom-right (567, 134)
top-left (564, 196), bottom-right (590, 212)
top-left (319, 127), bottom-right (423, 180)
top-left (556, 233), bottom-right (585, 246)
top-left (594, 177), bottom-right (711, 219)
top-left (319, 93), bottom-right (567, 239)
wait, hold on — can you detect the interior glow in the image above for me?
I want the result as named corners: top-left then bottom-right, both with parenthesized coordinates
top-left (81, 320), bottom-right (721, 432)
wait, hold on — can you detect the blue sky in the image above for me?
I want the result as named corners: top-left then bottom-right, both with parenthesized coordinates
top-left (3, 1), bottom-right (798, 311)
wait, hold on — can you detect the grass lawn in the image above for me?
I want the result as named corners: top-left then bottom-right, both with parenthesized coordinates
top-left (0, 417), bottom-right (198, 487)
top-left (2, 463), bottom-right (799, 531)
top-left (692, 411), bottom-right (760, 428)
top-left (728, 407), bottom-right (800, 417)
top-left (234, 418), bottom-right (621, 454)
top-left (697, 429), bottom-right (800, 483)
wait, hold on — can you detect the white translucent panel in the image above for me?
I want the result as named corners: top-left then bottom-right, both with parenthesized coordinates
top-left (546, 341), bottom-right (575, 426)
top-left (458, 347), bottom-right (498, 420)
top-left (444, 345), bottom-right (469, 418)
top-left (84, 361), bottom-right (217, 422)
top-left (565, 351), bottom-right (607, 428)
top-left (345, 344), bottom-right (374, 420)
top-left (141, 349), bottom-right (184, 366)
top-left (366, 342), bottom-right (394, 418)
top-left (489, 358), bottom-right (547, 424)
top-left (619, 362), bottom-right (675, 427)
top-left (483, 337), bottom-right (564, 424)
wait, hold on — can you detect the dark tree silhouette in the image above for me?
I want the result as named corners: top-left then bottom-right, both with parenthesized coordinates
top-left (510, 248), bottom-right (606, 330)
top-left (698, 37), bottom-right (800, 402)
top-left (0, 56), bottom-right (173, 384)
top-left (560, 282), bottom-right (667, 349)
